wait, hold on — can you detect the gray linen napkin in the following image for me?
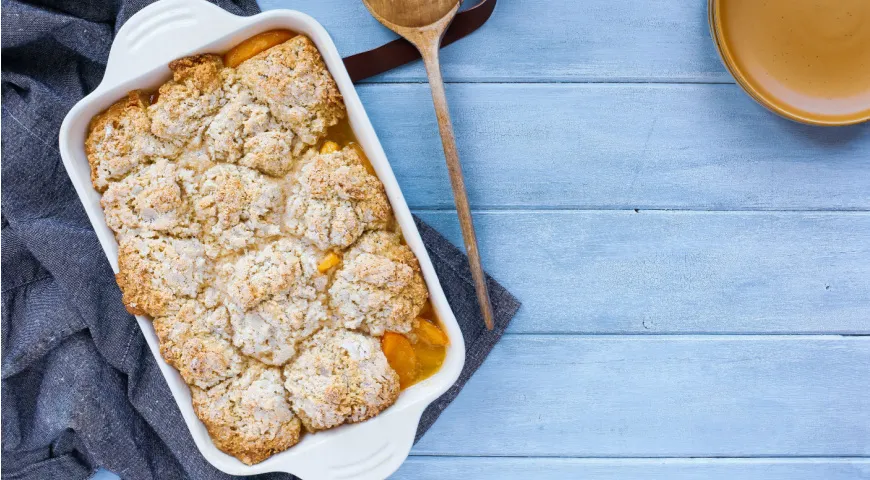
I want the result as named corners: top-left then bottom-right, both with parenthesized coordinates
top-left (1, 1), bottom-right (521, 479)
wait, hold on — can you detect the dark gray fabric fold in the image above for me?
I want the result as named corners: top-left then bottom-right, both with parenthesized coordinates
top-left (1, 1), bottom-right (521, 478)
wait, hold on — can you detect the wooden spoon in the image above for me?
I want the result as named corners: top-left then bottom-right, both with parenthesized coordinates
top-left (363, 0), bottom-right (495, 330)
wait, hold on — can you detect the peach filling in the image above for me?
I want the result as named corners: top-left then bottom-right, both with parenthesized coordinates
top-left (317, 252), bottom-right (341, 273)
top-left (381, 314), bottom-right (448, 390)
top-left (223, 30), bottom-right (297, 68)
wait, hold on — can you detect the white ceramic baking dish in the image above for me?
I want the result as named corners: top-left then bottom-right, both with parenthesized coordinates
top-left (58, 0), bottom-right (466, 477)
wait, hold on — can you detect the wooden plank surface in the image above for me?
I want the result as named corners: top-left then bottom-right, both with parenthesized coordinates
top-left (258, 0), bottom-right (731, 83)
top-left (395, 458), bottom-right (870, 480)
top-left (416, 211), bottom-right (870, 334)
top-left (410, 335), bottom-right (870, 457)
top-left (358, 83), bottom-right (870, 210)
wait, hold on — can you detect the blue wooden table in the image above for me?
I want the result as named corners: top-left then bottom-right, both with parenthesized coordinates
top-left (97, 1), bottom-right (870, 478)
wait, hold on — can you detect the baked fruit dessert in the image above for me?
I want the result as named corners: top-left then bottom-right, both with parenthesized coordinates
top-left (86, 31), bottom-right (449, 465)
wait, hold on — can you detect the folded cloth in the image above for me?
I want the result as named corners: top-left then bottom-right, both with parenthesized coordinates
top-left (0, 1), bottom-right (521, 479)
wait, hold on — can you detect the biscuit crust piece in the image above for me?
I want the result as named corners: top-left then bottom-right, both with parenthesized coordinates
top-left (205, 80), bottom-right (306, 177)
top-left (193, 164), bottom-right (283, 257)
top-left (217, 237), bottom-right (326, 310)
top-left (237, 35), bottom-right (344, 146)
top-left (153, 296), bottom-right (244, 389)
top-left (85, 91), bottom-right (173, 192)
top-left (283, 328), bottom-right (400, 432)
top-left (192, 364), bottom-right (302, 465)
top-left (101, 158), bottom-right (199, 239)
top-left (227, 295), bottom-right (329, 366)
top-left (116, 235), bottom-right (210, 316)
top-left (329, 231), bottom-right (428, 335)
top-left (205, 84), bottom-right (274, 164)
top-left (285, 146), bottom-right (392, 250)
top-left (240, 130), bottom-right (307, 177)
top-left (149, 54), bottom-right (227, 146)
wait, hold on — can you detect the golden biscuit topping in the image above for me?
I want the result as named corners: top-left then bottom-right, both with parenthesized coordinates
top-left (149, 54), bottom-right (227, 146)
top-left (153, 296), bottom-right (244, 389)
top-left (329, 231), bottom-right (428, 335)
top-left (237, 36), bottom-right (344, 145)
top-left (285, 146), bottom-right (392, 250)
top-left (192, 364), bottom-right (301, 465)
top-left (101, 158), bottom-right (199, 239)
top-left (85, 91), bottom-right (175, 191)
top-left (227, 294), bottom-right (329, 366)
top-left (115, 235), bottom-right (210, 317)
top-left (86, 34), bottom-right (433, 465)
top-left (217, 237), bottom-right (326, 309)
top-left (283, 328), bottom-right (399, 432)
top-left (193, 164), bottom-right (283, 257)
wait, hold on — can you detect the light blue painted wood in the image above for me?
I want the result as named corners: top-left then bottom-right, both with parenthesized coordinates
top-left (357, 83), bottom-right (870, 210)
top-left (411, 336), bottom-right (870, 456)
top-left (394, 458), bottom-right (870, 480)
top-left (258, 0), bottom-right (730, 83)
top-left (93, 458), bottom-right (870, 479)
top-left (416, 211), bottom-right (870, 334)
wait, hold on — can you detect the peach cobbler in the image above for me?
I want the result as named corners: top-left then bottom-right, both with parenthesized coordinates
top-left (86, 31), bottom-right (448, 465)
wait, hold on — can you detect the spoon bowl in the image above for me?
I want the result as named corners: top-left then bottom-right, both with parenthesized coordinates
top-left (364, 0), bottom-right (458, 29)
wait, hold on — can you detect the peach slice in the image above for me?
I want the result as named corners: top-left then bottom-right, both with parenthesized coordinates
top-left (223, 30), bottom-right (296, 68)
top-left (317, 252), bottom-right (341, 273)
top-left (415, 319), bottom-right (448, 347)
top-left (319, 141), bottom-right (340, 154)
top-left (414, 342), bottom-right (447, 381)
top-left (382, 332), bottom-right (417, 389)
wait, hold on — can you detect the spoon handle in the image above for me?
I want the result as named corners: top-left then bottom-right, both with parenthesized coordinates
top-left (419, 45), bottom-right (495, 331)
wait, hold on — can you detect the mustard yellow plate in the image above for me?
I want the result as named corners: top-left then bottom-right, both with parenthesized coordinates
top-left (710, 0), bottom-right (870, 126)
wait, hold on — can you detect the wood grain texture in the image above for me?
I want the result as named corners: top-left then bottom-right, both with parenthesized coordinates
top-left (357, 83), bottom-right (870, 210)
top-left (416, 210), bottom-right (870, 334)
top-left (418, 50), bottom-right (497, 330)
top-left (259, 0), bottom-right (730, 83)
top-left (394, 458), bottom-right (870, 480)
top-left (410, 335), bottom-right (870, 456)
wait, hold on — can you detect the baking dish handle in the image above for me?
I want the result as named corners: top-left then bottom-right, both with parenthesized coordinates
top-left (102, 0), bottom-right (246, 87)
top-left (290, 404), bottom-right (425, 480)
